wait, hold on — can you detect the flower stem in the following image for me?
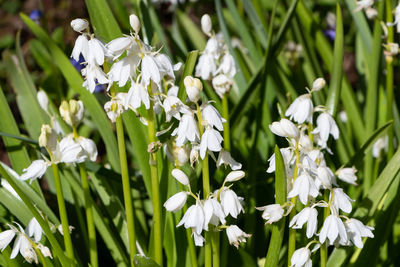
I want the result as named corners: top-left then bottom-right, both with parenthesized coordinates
top-left (196, 104), bottom-right (212, 267)
top-left (287, 145), bottom-right (300, 266)
top-left (211, 230), bottom-right (220, 267)
top-left (78, 163), bottom-right (98, 267)
top-left (320, 191), bottom-right (330, 267)
top-left (386, 0), bottom-right (394, 160)
top-left (51, 163), bottom-right (74, 260)
top-left (116, 116), bottom-right (137, 264)
top-left (147, 96), bottom-right (163, 266)
top-left (222, 96), bottom-right (231, 151)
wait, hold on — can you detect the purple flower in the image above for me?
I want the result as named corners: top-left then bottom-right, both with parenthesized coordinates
top-left (70, 54), bottom-right (85, 72)
top-left (324, 29), bottom-right (336, 41)
top-left (29, 10), bottom-right (43, 22)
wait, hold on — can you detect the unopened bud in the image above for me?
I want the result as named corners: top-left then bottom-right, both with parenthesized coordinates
top-left (39, 124), bottom-right (57, 151)
top-left (70, 18), bottom-right (89, 32)
top-left (37, 90), bottom-right (49, 113)
top-left (37, 244), bottom-right (53, 259)
top-left (201, 14), bottom-right (212, 36)
top-left (312, 78), bottom-right (326, 92)
top-left (365, 7), bottom-right (377, 19)
top-left (184, 76), bottom-right (203, 103)
top-left (59, 99), bottom-right (84, 127)
top-left (129, 14), bottom-right (141, 33)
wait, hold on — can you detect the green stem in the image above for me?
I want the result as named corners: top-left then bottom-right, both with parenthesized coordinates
top-left (320, 191), bottom-right (330, 267)
top-left (211, 230), bottom-right (220, 267)
top-left (288, 145), bottom-right (300, 266)
top-left (147, 96), bottom-right (163, 266)
top-left (386, 0), bottom-right (394, 160)
top-left (116, 116), bottom-right (137, 265)
top-left (222, 96), bottom-right (231, 151)
top-left (79, 163), bottom-right (98, 267)
top-left (52, 164), bottom-right (74, 260)
top-left (196, 104), bottom-right (212, 267)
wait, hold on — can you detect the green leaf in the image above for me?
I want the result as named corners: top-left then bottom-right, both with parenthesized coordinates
top-left (178, 50), bottom-right (199, 101)
top-left (326, 4), bottom-right (343, 116)
top-left (242, 0), bottom-right (268, 48)
top-left (176, 11), bottom-right (206, 51)
top-left (264, 146), bottom-right (287, 266)
top-left (133, 255), bottom-right (161, 267)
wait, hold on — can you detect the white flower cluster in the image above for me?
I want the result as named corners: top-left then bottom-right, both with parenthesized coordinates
top-left (164, 168), bottom-right (250, 248)
top-left (258, 78), bottom-right (374, 267)
top-left (196, 14), bottom-right (236, 98)
top-left (19, 97), bottom-right (98, 183)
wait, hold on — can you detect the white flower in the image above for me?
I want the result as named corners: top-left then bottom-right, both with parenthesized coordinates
top-left (285, 94), bottom-right (313, 124)
top-left (71, 35), bottom-right (89, 61)
top-left (204, 198), bottom-right (226, 227)
top-left (201, 103), bottom-right (226, 131)
top-left (201, 14), bottom-right (212, 36)
top-left (336, 167), bottom-right (357, 185)
top-left (354, 0), bottom-right (374, 12)
top-left (312, 112), bottom-right (339, 142)
top-left (141, 55), bottom-right (161, 89)
top-left (269, 119), bottom-right (299, 139)
top-left (200, 127), bottom-right (223, 159)
top-left (76, 136), bottom-right (98, 162)
top-left (225, 225), bottom-right (251, 249)
top-left (11, 234), bottom-right (38, 264)
top-left (224, 170), bottom-right (245, 183)
top-left (290, 247), bottom-right (312, 267)
top-left (195, 53), bottom-right (217, 80)
top-left (155, 54), bottom-right (176, 80)
top-left (217, 53), bottom-right (236, 78)
top-left (184, 76), bottom-right (203, 103)
top-left (171, 168), bottom-right (190, 186)
top-left (312, 78), bottom-right (326, 91)
top-left (220, 188), bottom-right (244, 219)
top-left (125, 81), bottom-right (150, 110)
top-left (104, 93), bottom-right (127, 122)
top-left (287, 173), bottom-right (319, 205)
top-left (1, 179), bottom-right (21, 200)
top-left (212, 74), bottom-right (232, 98)
top-left (267, 148), bottom-right (293, 173)
top-left (37, 90), bottom-right (49, 113)
top-left (71, 18), bottom-right (89, 32)
top-left (163, 95), bottom-right (185, 121)
top-left (129, 14), bottom-right (141, 33)
top-left (315, 166), bottom-right (336, 189)
top-left (87, 38), bottom-right (106, 66)
top-left (344, 219), bottom-right (374, 248)
top-left (164, 192), bottom-right (188, 213)
top-left (82, 64), bottom-right (109, 93)
top-left (299, 134), bottom-right (313, 153)
top-left (177, 200), bottom-right (205, 235)
top-left (107, 55), bottom-right (140, 87)
top-left (59, 99), bottom-right (84, 127)
top-left (171, 112), bottom-right (200, 146)
top-left (372, 136), bottom-right (388, 158)
top-left (330, 188), bottom-right (354, 214)
top-left (217, 149), bottom-right (242, 170)
top-left (54, 135), bottom-right (85, 164)
top-left (20, 160), bottom-right (49, 183)
top-left (256, 204), bottom-right (284, 224)
top-left (192, 231), bottom-right (205, 247)
top-left (319, 214), bottom-right (347, 245)
top-left (289, 207), bottom-right (318, 238)
top-left (37, 244), bottom-right (52, 259)
top-left (27, 217), bottom-right (43, 243)
top-left (0, 229), bottom-right (16, 251)
top-left (390, 4), bottom-right (400, 32)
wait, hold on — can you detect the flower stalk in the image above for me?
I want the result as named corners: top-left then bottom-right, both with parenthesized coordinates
top-left (222, 96), bottom-right (231, 152)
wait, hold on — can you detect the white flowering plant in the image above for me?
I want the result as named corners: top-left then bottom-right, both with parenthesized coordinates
top-left (0, 0), bottom-right (399, 266)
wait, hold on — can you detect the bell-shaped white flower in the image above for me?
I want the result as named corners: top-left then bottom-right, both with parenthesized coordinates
top-left (201, 14), bottom-right (212, 36)
top-left (319, 214), bottom-right (347, 245)
top-left (201, 103), bottom-right (226, 131)
top-left (184, 76), bottom-right (203, 103)
top-left (289, 207), bottom-right (318, 238)
top-left (212, 74), bottom-right (232, 98)
top-left (285, 94), bottom-right (313, 124)
top-left (125, 81), bottom-right (150, 110)
top-left (0, 229), bottom-right (16, 251)
top-left (171, 169), bottom-right (190, 186)
top-left (82, 64), bottom-right (109, 93)
top-left (71, 35), bottom-right (89, 61)
top-left (20, 160), bottom-right (50, 183)
top-left (104, 93), bottom-right (127, 123)
top-left (344, 218), bottom-right (374, 248)
top-left (171, 112), bottom-right (200, 146)
top-left (217, 53), bottom-right (236, 78)
top-left (312, 112), bottom-right (339, 142)
top-left (217, 149), bottom-right (242, 170)
top-left (164, 192), bottom-right (188, 213)
top-left (224, 170), bottom-right (245, 183)
top-left (269, 119), bottom-right (299, 139)
top-left (177, 200), bottom-right (205, 235)
top-left (71, 18), bottom-right (89, 32)
top-left (192, 231), bottom-right (205, 247)
top-left (37, 90), bottom-right (49, 113)
top-left (11, 234), bottom-right (38, 264)
top-left (315, 166), bottom-right (336, 189)
top-left (225, 225), bottom-right (251, 249)
top-left (220, 188), bottom-right (244, 219)
top-left (195, 53), bottom-right (217, 80)
top-left (287, 172), bottom-right (319, 205)
top-left (27, 217), bottom-right (43, 243)
top-left (1, 179), bottom-right (21, 200)
top-left (290, 247), bottom-right (312, 267)
top-left (200, 126), bottom-right (224, 159)
top-left (256, 204), bottom-right (284, 224)
top-left (336, 167), bottom-right (357, 185)
top-left (204, 197), bottom-right (226, 227)
top-left (107, 55), bottom-right (140, 87)
top-left (155, 54), bottom-right (176, 80)
top-left (76, 136), bottom-right (98, 162)
top-left (163, 95), bottom-right (185, 122)
top-left (54, 135), bottom-right (85, 164)
top-left (330, 188), bottom-right (354, 214)
top-left (87, 38), bottom-right (106, 66)
top-left (141, 55), bottom-right (161, 89)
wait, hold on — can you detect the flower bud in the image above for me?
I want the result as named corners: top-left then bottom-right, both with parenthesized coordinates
top-left (39, 124), bottom-right (57, 151)
top-left (184, 76), bottom-right (203, 102)
top-left (37, 244), bottom-right (52, 259)
top-left (312, 78), bottom-right (326, 91)
top-left (173, 146), bottom-right (189, 166)
top-left (70, 18), bottom-right (89, 32)
top-left (269, 119), bottom-right (299, 139)
top-left (164, 192), bottom-right (188, 213)
top-left (59, 99), bottom-right (84, 127)
top-left (171, 169), bottom-right (190, 186)
top-left (225, 170), bottom-right (245, 183)
top-left (201, 14), bottom-right (212, 36)
top-left (365, 7), bottom-right (377, 19)
top-left (129, 14), bottom-right (141, 33)
top-left (37, 90), bottom-right (49, 113)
